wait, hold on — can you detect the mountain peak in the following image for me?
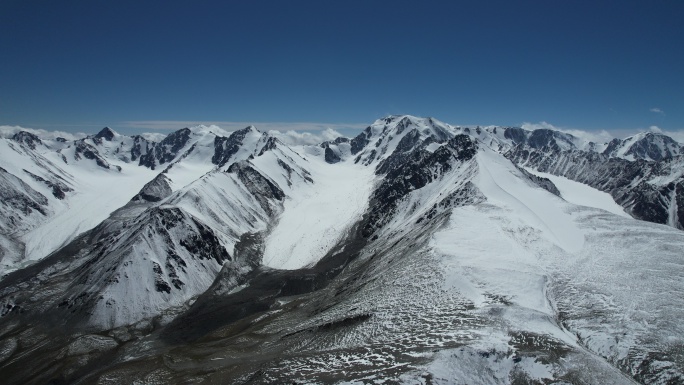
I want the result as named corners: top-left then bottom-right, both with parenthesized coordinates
top-left (11, 130), bottom-right (43, 150)
top-left (187, 125), bottom-right (232, 137)
top-left (95, 127), bottom-right (117, 141)
top-left (603, 131), bottom-right (683, 161)
top-left (240, 125), bottom-right (259, 133)
top-left (376, 114), bottom-right (422, 126)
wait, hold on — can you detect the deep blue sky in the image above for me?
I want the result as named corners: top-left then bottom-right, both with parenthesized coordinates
top-left (1, 0), bottom-right (682, 135)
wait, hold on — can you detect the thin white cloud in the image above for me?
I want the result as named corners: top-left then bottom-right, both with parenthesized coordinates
top-left (522, 121), bottom-right (684, 144)
top-left (520, 121), bottom-right (558, 131)
top-left (0, 125), bottom-right (88, 141)
top-left (666, 132), bottom-right (684, 143)
top-left (268, 128), bottom-right (345, 146)
top-left (649, 126), bottom-right (684, 143)
top-left (563, 129), bottom-right (615, 144)
top-left (121, 120), bottom-right (367, 132)
top-left (138, 132), bottom-right (168, 141)
top-left (650, 107), bottom-right (665, 115)
top-left (521, 121), bottom-right (614, 144)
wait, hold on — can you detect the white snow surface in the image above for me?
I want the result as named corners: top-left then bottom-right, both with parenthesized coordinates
top-left (0, 137), bottom-right (158, 271)
top-left (475, 148), bottom-right (585, 253)
top-left (261, 152), bottom-right (375, 270)
top-left (20, 163), bottom-right (155, 264)
top-left (162, 129), bottom-right (224, 190)
top-left (525, 168), bottom-right (630, 218)
top-left (0, 126), bottom-right (234, 274)
top-left (425, 150), bottom-right (684, 382)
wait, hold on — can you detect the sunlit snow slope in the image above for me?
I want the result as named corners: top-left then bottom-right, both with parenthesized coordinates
top-left (526, 168), bottom-right (631, 218)
top-left (476, 148), bottom-right (585, 253)
top-left (262, 153), bottom-right (375, 269)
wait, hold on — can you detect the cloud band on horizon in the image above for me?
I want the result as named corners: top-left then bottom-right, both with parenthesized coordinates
top-left (120, 120), bottom-right (368, 132)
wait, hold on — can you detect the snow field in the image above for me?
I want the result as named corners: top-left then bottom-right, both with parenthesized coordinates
top-left (19, 162), bottom-right (156, 264)
top-left (261, 154), bottom-right (376, 270)
top-left (475, 148), bottom-right (585, 253)
top-left (525, 168), bottom-right (630, 218)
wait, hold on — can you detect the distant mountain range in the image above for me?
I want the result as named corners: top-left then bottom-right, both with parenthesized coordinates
top-left (0, 116), bottom-right (682, 384)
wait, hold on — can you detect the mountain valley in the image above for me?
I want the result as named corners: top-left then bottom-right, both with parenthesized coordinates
top-left (0, 116), bottom-right (682, 384)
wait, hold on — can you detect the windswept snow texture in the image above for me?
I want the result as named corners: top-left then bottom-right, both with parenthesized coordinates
top-left (431, 164), bottom-right (684, 384)
top-left (262, 152), bottom-right (375, 269)
top-left (476, 148), bottom-right (585, 253)
top-left (526, 168), bottom-right (631, 218)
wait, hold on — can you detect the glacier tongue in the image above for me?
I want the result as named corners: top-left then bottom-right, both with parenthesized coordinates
top-left (261, 151), bottom-right (376, 269)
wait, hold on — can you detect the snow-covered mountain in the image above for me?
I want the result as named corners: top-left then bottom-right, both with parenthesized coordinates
top-left (0, 124), bottom-right (242, 274)
top-left (505, 131), bottom-right (684, 230)
top-left (0, 116), bottom-right (682, 384)
top-left (603, 132), bottom-right (684, 161)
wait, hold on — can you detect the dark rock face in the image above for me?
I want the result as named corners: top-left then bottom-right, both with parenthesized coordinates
top-left (602, 138), bottom-right (622, 157)
top-left (136, 208), bottom-right (232, 290)
top-left (22, 170), bottom-right (72, 200)
top-left (131, 173), bottom-right (172, 203)
top-left (0, 167), bottom-right (48, 221)
top-left (363, 135), bottom-right (477, 237)
top-left (73, 142), bottom-right (112, 170)
top-left (130, 135), bottom-right (152, 162)
top-left (320, 137), bottom-right (349, 164)
top-left (11, 131), bottom-right (42, 150)
top-left (212, 127), bottom-right (256, 167)
top-left (502, 127), bottom-right (577, 152)
top-left (357, 149), bottom-right (377, 165)
top-left (394, 116), bottom-right (412, 136)
top-left (94, 127), bottom-right (116, 141)
top-left (677, 182), bottom-right (684, 229)
top-left (371, 128), bottom-right (441, 174)
top-left (394, 129), bottom-right (422, 153)
top-left (526, 129), bottom-right (575, 151)
top-left (138, 128), bottom-right (192, 169)
top-left (516, 167), bottom-right (561, 197)
top-left (350, 126), bottom-right (372, 155)
top-left (258, 137), bottom-right (278, 156)
top-left (324, 146), bottom-right (341, 164)
top-left (153, 262), bottom-right (171, 293)
top-left (504, 127), bottom-right (527, 144)
top-left (181, 216), bottom-right (232, 265)
top-left (227, 161), bottom-right (285, 216)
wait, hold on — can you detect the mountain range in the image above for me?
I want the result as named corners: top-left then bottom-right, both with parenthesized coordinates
top-left (0, 115), bottom-right (682, 384)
